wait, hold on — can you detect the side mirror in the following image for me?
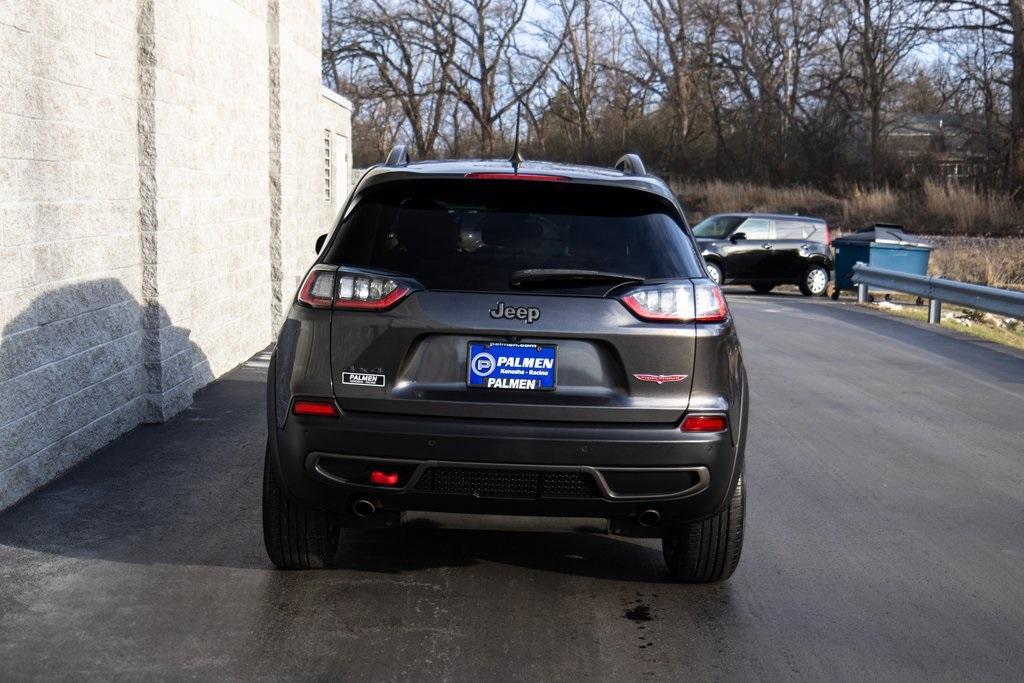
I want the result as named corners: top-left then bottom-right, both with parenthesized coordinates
top-left (730, 232), bottom-right (746, 242)
top-left (315, 234), bottom-right (327, 254)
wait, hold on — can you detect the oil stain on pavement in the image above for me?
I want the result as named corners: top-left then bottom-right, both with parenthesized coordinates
top-left (625, 592), bottom-right (657, 649)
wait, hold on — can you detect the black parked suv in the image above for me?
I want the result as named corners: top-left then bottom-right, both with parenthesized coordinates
top-left (693, 213), bottom-right (832, 295)
top-left (263, 149), bottom-right (749, 582)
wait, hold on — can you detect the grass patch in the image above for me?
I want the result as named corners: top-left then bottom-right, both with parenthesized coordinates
top-left (860, 300), bottom-right (1024, 351)
top-left (676, 179), bottom-right (1024, 289)
top-left (675, 180), bottom-right (1024, 236)
top-left (924, 235), bottom-right (1024, 289)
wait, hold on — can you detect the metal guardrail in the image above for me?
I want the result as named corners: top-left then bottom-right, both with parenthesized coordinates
top-left (852, 263), bottom-right (1024, 324)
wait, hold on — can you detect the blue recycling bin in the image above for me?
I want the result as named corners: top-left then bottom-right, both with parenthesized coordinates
top-left (832, 224), bottom-right (932, 298)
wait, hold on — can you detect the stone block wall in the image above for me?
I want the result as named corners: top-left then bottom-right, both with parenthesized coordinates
top-left (0, 0), bottom-right (351, 511)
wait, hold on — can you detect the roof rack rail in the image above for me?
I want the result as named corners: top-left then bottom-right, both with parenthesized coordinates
top-left (614, 153), bottom-right (646, 176)
top-left (385, 144), bottom-right (410, 167)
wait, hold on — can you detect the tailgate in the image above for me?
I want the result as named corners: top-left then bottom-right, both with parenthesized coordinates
top-left (331, 292), bottom-right (695, 423)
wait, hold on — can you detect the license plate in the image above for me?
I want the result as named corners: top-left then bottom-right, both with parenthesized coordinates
top-left (467, 342), bottom-right (556, 391)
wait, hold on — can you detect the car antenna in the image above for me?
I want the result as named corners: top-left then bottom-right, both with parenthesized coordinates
top-left (509, 102), bottom-right (524, 174)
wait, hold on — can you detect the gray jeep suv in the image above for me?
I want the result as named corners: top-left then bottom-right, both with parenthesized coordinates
top-left (263, 150), bottom-right (749, 582)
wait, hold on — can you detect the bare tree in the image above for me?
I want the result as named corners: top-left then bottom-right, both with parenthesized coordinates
top-left (537, 0), bottom-right (602, 154)
top-left (322, 0), bottom-right (1018, 192)
top-left (925, 1), bottom-right (1023, 193)
top-left (324, 0), bottom-right (457, 157)
top-left (445, 0), bottom-right (562, 156)
top-left (838, 0), bottom-right (930, 182)
top-left (614, 0), bottom-right (706, 160)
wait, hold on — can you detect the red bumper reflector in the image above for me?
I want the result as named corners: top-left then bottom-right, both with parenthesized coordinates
top-left (369, 470), bottom-right (400, 486)
top-left (292, 400), bottom-right (338, 417)
top-left (681, 415), bottom-right (727, 432)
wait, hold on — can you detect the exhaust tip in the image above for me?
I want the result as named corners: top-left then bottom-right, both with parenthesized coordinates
top-left (352, 499), bottom-right (376, 518)
top-left (637, 509), bottom-right (661, 527)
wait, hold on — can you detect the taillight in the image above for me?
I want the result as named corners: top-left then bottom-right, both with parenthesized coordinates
top-left (693, 282), bottom-right (728, 322)
top-left (335, 272), bottom-right (411, 310)
top-left (824, 223), bottom-right (832, 247)
top-left (620, 281), bottom-right (728, 323)
top-left (293, 399), bottom-right (339, 417)
top-left (296, 268), bottom-right (414, 311)
top-left (297, 267), bottom-right (336, 308)
top-left (681, 414), bottom-right (727, 432)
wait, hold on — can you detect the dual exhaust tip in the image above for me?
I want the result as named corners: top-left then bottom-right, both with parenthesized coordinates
top-left (352, 498), bottom-right (377, 518)
top-left (637, 508), bottom-right (661, 527)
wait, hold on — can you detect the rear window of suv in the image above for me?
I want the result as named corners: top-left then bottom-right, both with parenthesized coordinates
top-left (323, 179), bottom-right (703, 293)
top-left (775, 219), bottom-right (825, 241)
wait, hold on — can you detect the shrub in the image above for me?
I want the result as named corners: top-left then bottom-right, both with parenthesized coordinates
top-left (675, 179), bottom-right (1024, 237)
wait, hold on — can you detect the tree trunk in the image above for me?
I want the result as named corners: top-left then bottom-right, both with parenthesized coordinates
top-left (480, 122), bottom-right (495, 158)
top-left (869, 98), bottom-right (882, 184)
top-left (1010, 0), bottom-right (1024, 195)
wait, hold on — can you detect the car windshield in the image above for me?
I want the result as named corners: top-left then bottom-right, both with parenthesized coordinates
top-left (692, 215), bottom-right (745, 238)
top-left (324, 179), bottom-right (703, 294)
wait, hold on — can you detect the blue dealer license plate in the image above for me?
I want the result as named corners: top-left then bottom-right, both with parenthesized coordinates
top-left (467, 342), bottom-right (556, 391)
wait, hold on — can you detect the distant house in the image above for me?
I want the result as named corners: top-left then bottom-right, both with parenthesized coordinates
top-left (881, 113), bottom-right (988, 185)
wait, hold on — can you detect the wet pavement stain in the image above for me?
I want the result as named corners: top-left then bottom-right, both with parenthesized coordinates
top-left (625, 595), bottom-right (656, 649)
top-left (624, 604), bottom-right (653, 623)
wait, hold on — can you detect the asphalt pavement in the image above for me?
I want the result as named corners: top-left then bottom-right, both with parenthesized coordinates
top-left (2, 291), bottom-right (1023, 680)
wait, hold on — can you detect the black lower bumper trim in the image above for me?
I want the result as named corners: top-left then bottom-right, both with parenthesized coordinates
top-left (311, 453), bottom-right (710, 502)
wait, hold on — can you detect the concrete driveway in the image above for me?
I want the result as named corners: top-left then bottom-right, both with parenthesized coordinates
top-left (2, 292), bottom-right (1023, 679)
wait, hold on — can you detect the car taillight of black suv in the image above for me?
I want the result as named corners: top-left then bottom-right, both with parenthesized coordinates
top-left (693, 213), bottom-right (832, 296)
top-left (263, 150), bottom-right (749, 582)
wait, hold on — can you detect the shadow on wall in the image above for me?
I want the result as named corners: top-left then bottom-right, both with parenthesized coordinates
top-left (0, 278), bottom-right (210, 511)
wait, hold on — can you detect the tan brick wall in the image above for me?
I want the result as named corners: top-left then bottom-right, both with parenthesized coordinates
top-left (0, 0), bottom-right (351, 511)
top-left (150, 0), bottom-right (272, 389)
top-left (0, 1), bottom-right (146, 508)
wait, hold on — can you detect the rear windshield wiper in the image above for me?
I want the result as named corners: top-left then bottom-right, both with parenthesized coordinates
top-left (509, 269), bottom-right (645, 289)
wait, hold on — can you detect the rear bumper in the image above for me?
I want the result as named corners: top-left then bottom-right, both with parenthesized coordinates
top-left (269, 401), bottom-right (746, 536)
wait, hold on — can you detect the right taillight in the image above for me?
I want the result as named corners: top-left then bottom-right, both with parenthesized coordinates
top-left (620, 281), bottom-right (728, 323)
top-left (297, 267), bottom-right (414, 311)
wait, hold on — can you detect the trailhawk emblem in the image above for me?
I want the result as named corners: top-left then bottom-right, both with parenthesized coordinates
top-left (489, 301), bottom-right (541, 324)
top-left (633, 373), bottom-right (688, 384)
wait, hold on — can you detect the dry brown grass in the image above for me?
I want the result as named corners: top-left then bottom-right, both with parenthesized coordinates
top-left (924, 235), bottom-right (1024, 289)
top-left (676, 180), bottom-right (842, 223)
top-left (841, 185), bottom-right (908, 228)
top-left (675, 179), bottom-right (1024, 289)
top-left (676, 179), bottom-right (1024, 236)
top-left (920, 181), bottom-right (1024, 235)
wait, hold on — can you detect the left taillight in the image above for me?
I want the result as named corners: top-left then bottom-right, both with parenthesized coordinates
top-left (335, 272), bottom-right (411, 310)
top-left (297, 267), bottom-right (414, 311)
top-left (619, 280), bottom-right (728, 323)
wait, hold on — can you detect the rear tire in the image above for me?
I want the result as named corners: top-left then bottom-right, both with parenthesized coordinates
top-left (704, 261), bottom-right (723, 285)
top-left (662, 473), bottom-right (744, 582)
top-left (263, 444), bottom-right (340, 569)
top-left (750, 283), bottom-right (775, 294)
top-left (799, 265), bottom-right (829, 296)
